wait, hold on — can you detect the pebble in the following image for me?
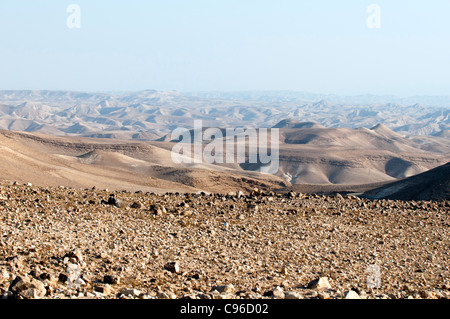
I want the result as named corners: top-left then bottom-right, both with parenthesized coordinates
top-left (130, 201), bottom-right (143, 209)
top-left (119, 288), bottom-right (142, 297)
top-left (272, 286), bottom-right (285, 299)
top-left (94, 284), bottom-right (112, 295)
top-left (318, 291), bottom-right (331, 299)
top-left (150, 204), bottom-right (167, 215)
top-left (285, 291), bottom-right (303, 299)
top-left (157, 291), bottom-right (177, 299)
top-left (343, 290), bottom-right (360, 299)
top-left (308, 277), bottom-right (332, 290)
top-left (164, 262), bottom-right (180, 274)
top-left (103, 274), bottom-right (120, 285)
top-left (212, 284), bottom-right (235, 294)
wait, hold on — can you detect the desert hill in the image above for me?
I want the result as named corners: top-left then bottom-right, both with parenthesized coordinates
top-left (434, 129), bottom-right (450, 138)
top-left (273, 119), bottom-right (325, 129)
top-left (1, 118), bottom-right (448, 194)
top-left (0, 130), bottom-right (289, 194)
top-left (269, 120), bottom-right (449, 185)
top-left (124, 119), bottom-right (444, 187)
top-left (362, 162), bottom-right (450, 201)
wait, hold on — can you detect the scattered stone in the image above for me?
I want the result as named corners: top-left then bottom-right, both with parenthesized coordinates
top-left (403, 284), bottom-right (416, 294)
top-left (285, 291), bottom-right (303, 299)
top-left (150, 204), bottom-right (167, 215)
top-left (307, 277), bottom-right (332, 290)
top-left (7, 256), bottom-right (24, 272)
top-left (94, 284), bottom-right (112, 295)
top-left (212, 284), bottom-right (235, 294)
top-left (39, 273), bottom-right (51, 281)
top-left (236, 191), bottom-right (245, 198)
top-left (343, 290), bottom-right (360, 299)
top-left (0, 268), bottom-right (10, 282)
top-left (272, 286), bottom-right (285, 299)
top-left (318, 291), bottom-right (331, 299)
top-left (288, 191), bottom-right (296, 198)
top-left (0, 182), bottom-right (448, 300)
top-left (130, 201), bottom-right (143, 209)
top-left (164, 262), bottom-right (180, 274)
top-left (64, 248), bottom-right (84, 264)
top-left (157, 291), bottom-right (177, 299)
top-left (103, 274), bottom-right (119, 285)
top-left (250, 188), bottom-right (262, 196)
top-left (8, 276), bottom-right (47, 299)
top-left (119, 288), bottom-right (142, 297)
top-left (304, 290), bottom-right (319, 298)
top-left (247, 203), bottom-right (259, 213)
top-left (335, 193), bottom-right (344, 200)
top-left (212, 291), bottom-right (235, 299)
top-left (419, 290), bottom-right (437, 299)
top-left (58, 272), bottom-right (69, 283)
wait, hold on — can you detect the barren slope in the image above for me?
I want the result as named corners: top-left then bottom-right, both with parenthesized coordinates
top-left (0, 130), bottom-right (289, 194)
top-left (270, 122), bottom-right (449, 185)
top-left (363, 162), bottom-right (450, 201)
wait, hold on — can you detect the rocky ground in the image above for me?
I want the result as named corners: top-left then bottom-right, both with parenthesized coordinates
top-left (0, 181), bottom-right (449, 299)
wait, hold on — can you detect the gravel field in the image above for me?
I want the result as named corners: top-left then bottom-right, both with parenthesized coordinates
top-left (1, 182), bottom-right (449, 299)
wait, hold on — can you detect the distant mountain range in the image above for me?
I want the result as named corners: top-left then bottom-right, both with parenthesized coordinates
top-left (0, 90), bottom-right (449, 139)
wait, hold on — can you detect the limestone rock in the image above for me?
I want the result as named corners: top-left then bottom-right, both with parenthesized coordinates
top-left (103, 274), bottom-right (119, 285)
top-left (64, 248), bottom-right (84, 264)
top-left (8, 276), bottom-right (47, 299)
top-left (119, 288), bottom-right (142, 297)
top-left (343, 290), bottom-right (360, 299)
top-left (212, 284), bottom-right (235, 294)
top-left (157, 291), bottom-right (177, 299)
top-left (0, 268), bottom-right (10, 282)
top-left (94, 284), bottom-right (112, 295)
top-left (130, 201), bottom-right (143, 209)
top-left (164, 262), bottom-right (180, 274)
top-left (285, 291), bottom-right (303, 299)
top-left (150, 204), bottom-right (167, 215)
top-left (307, 277), bottom-right (332, 290)
top-left (272, 286), bottom-right (285, 299)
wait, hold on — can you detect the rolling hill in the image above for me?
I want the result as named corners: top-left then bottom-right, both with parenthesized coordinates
top-left (0, 130), bottom-right (289, 194)
top-left (362, 162), bottom-right (450, 201)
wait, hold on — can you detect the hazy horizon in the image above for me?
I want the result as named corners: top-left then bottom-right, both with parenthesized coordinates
top-left (2, 88), bottom-right (450, 100)
top-left (1, 1), bottom-right (450, 96)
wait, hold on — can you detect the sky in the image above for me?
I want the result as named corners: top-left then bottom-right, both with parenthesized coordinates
top-left (0, 0), bottom-right (449, 96)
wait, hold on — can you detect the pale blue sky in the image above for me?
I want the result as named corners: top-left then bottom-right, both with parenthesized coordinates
top-left (0, 0), bottom-right (449, 96)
